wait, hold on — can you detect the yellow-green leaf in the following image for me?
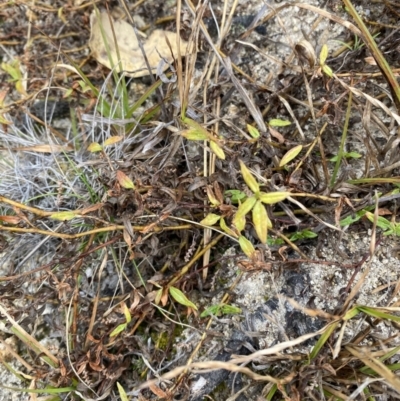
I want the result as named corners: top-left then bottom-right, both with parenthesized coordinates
top-left (0, 114), bottom-right (12, 125)
top-left (1, 61), bottom-right (21, 80)
top-left (116, 170), bottom-right (135, 189)
top-left (232, 213), bottom-right (246, 233)
top-left (319, 44), bottom-right (329, 66)
top-left (239, 236), bottom-right (256, 258)
top-left (247, 124), bottom-right (260, 139)
top-left (182, 117), bottom-right (211, 140)
top-left (239, 160), bottom-right (259, 193)
top-left (103, 136), bottom-right (123, 146)
top-left (210, 141), bottom-right (225, 160)
top-left (279, 145), bottom-right (303, 167)
top-left (181, 128), bottom-right (208, 141)
top-left (268, 119), bottom-right (291, 127)
top-left (88, 142), bottom-right (103, 152)
top-left (220, 218), bottom-right (238, 238)
top-left (200, 213), bottom-right (221, 226)
top-left (235, 196), bottom-right (257, 219)
top-left (258, 191), bottom-right (289, 204)
top-left (322, 64), bottom-right (333, 78)
top-left (110, 323), bottom-right (127, 337)
top-left (50, 211), bottom-right (79, 221)
top-left (169, 286), bottom-right (198, 310)
top-left (252, 200), bottom-right (268, 243)
top-left (122, 302), bottom-right (131, 323)
top-left (155, 288), bottom-right (163, 305)
top-left (117, 383), bottom-right (129, 401)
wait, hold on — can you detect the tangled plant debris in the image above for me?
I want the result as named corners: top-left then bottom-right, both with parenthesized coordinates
top-left (1, 0), bottom-right (400, 400)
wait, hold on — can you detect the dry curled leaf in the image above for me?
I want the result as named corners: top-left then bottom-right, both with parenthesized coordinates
top-left (89, 11), bottom-right (191, 78)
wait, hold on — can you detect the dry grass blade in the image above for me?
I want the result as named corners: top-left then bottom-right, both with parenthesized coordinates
top-left (342, 0), bottom-right (400, 113)
top-left (136, 361), bottom-right (296, 391)
top-left (346, 345), bottom-right (400, 393)
top-left (0, 304), bottom-right (58, 368)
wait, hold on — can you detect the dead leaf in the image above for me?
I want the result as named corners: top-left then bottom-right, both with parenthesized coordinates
top-left (89, 11), bottom-right (191, 78)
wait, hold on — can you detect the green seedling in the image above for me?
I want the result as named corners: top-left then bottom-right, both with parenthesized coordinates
top-left (288, 229), bottom-right (317, 242)
top-left (339, 206), bottom-right (374, 226)
top-left (319, 44), bottom-right (333, 78)
top-left (329, 151), bottom-right (361, 162)
top-left (365, 212), bottom-right (400, 236)
top-left (225, 189), bottom-right (247, 203)
top-left (1, 60), bottom-right (26, 96)
top-left (201, 160), bottom-right (290, 258)
top-left (334, 32), bottom-right (380, 52)
top-left (110, 302), bottom-right (131, 337)
top-left (201, 304), bottom-right (242, 318)
top-left (267, 229), bottom-right (317, 246)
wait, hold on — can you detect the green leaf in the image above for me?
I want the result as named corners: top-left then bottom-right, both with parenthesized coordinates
top-left (358, 306), bottom-right (400, 322)
top-left (50, 211), bottom-right (79, 221)
top-left (247, 124), bottom-right (260, 138)
top-left (238, 236), bottom-right (256, 258)
top-left (340, 209), bottom-right (370, 226)
top-left (169, 287), bottom-right (198, 310)
top-left (343, 306), bottom-right (360, 320)
top-left (267, 237), bottom-right (284, 246)
top-left (289, 229), bottom-right (317, 241)
top-left (200, 213), bottom-right (221, 226)
top-left (268, 119), bottom-right (291, 127)
top-left (330, 151), bottom-right (362, 162)
top-left (210, 141), bottom-right (226, 160)
top-left (239, 160), bottom-right (259, 193)
top-left (310, 322), bottom-right (338, 360)
top-left (110, 323), bottom-right (127, 337)
top-left (365, 212), bottom-right (392, 231)
top-left (346, 151), bottom-right (362, 158)
top-left (279, 145), bottom-right (302, 167)
top-left (252, 200), bottom-right (268, 243)
top-left (117, 382), bottom-right (129, 401)
top-left (221, 305), bottom-right (242, 315)
top-left (201, 304), bottom-right (242, 318)
top-left (225, 189), bottom-right (246, 203)
top-left (201, 305), bottom-right (221, 317)
top-left (259, 191), bottom-right (289, 204)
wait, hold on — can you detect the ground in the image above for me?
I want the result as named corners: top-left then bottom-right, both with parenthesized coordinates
top-left (1, 0), bottom-right (400, 400)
